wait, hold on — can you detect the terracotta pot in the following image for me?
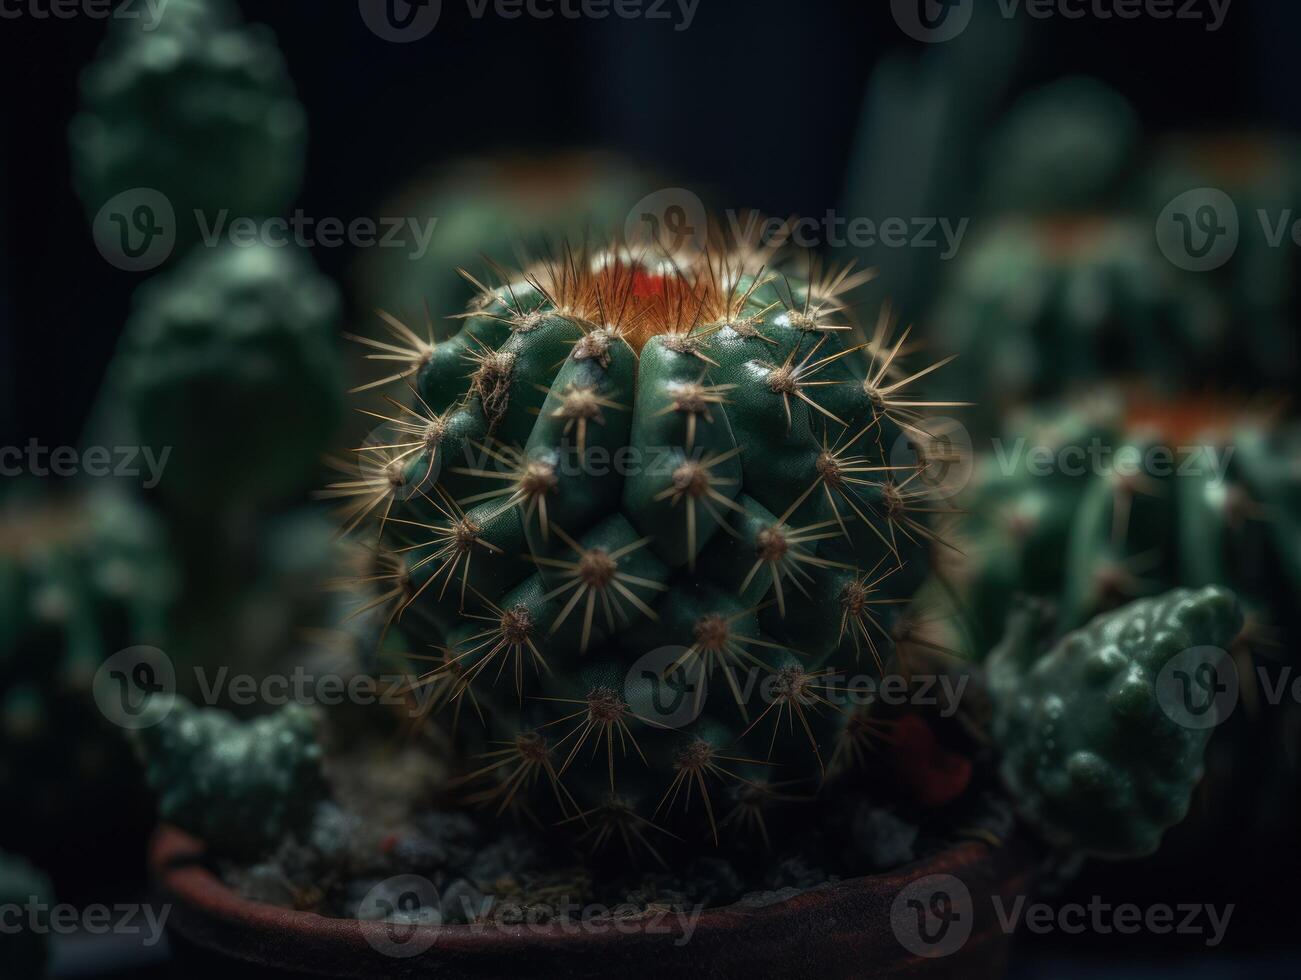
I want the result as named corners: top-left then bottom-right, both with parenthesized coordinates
top-left (150, 826), bottom-right (1038, 979)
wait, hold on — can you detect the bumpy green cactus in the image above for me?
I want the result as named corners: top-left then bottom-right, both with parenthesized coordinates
top-left (0, 850), bottom-right (52, 980)
top-left (981, 76), bottom-right (1140, 214)
top-left (132, 698), bottom-right (327, 859)
top-left (933, 219), bottom-right (1225, 426)
top-left (934, 394), bottom-right (1300, 659)
top-left (0, 492), bottom-right (174, 847)
top-left (114, 242), bottom-right (342, 510)
top-left (70, 0), bottom-right (305, 245)
top-left (990, 586), bottom-right (1242, 857)
top-left (331, 240), bottom-right (961, 850)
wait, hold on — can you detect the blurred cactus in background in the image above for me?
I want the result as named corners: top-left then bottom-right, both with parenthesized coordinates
top-left (1147, 132), bottom-right (1301, 384)
top-left (70, 0), bottom-right (305, 251)
top-left (132, 699), bottom-right (327, 860)
top-left (0, 492), bottom-right (175, 881)
top-left (353, 153), bottom-right (652, 330)
top-left (113, 242), bottom-right (343, 512)
top-left (923, 393), bottom-right (1300, 866)
top-left (981, 76), bottom-right (1140, 215)
top-left (933, 219), bottom-right (1224, 425)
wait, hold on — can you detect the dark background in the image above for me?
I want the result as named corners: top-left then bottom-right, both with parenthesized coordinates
top-left (4, 0), bottom-right (1301, 450)
top-left (2, 1), bottom-right (1300, 975)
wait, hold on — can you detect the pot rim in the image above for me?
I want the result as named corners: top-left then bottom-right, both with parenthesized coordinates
top-left (150, 824), bottom-right (1037, 977)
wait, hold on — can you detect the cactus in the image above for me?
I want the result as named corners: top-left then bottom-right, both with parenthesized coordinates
top-left (328, 238), bottom-right (964, 852)
top-left (1147, 132), bottom-right (1301, 385)
top-left (132, 698), bottom-right (327, 859)
top-left (928, 394), bottom-right (1301, 864)
top-left (0, 850), bottom-right (52, 980)
top-left (0, 492), bottom-right (174, 875)
top-left (932, 218), bottom-right (1225, 427)
top-left (934, 394), bottom-right (1299, 659)
top-left (989, 587), bottom-right (1242, 858)
top-left (70, 0), bottom-right (305, 247)
top-left (981, 76), bottom-right (1140, 214)
top-left (113, 242), bottom-right (343, 511)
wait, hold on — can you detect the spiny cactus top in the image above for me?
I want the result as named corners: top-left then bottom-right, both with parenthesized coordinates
top-left (334, 239), bottom-right (961, 852)
top-left (70, 0), bottom-right (305, 238)
top-left (989, 586), bottom-right (1242, 858)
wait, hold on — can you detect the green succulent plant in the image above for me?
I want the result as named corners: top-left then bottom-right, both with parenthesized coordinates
top-left (0, 492), bottom-right (174, 869)
top-left (113, 241), bottom-right (343, 512)
top-left (990, 586), bottom-right (1242, 858)
top-left (323, 240), bottom-right (965, 851)
top-left (131, 698), bottom-right (326, 860)
top-left (932, 218), bottom-right (1225, 427)
top-left (981, 76), bottom-right (1140, 215)
top-left (926, 394), bottom-right (1300, 862)
top-left (1147, 132), bottom-right (1301, 385)
top-left (70, 0), bottom-right (305, 249)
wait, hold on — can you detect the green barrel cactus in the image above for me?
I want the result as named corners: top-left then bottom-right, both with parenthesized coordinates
top-left (132, 698), bottom-right (327, 859)
top-left (113, 242), bottom-right (343, 511)
top-left (0, 850), bottom-right (53, 980)
top-left (332, 239), bottom-right (962, 851)
top-left (354, 153), bottom-right (651, 332)
top-left (981, 76), bottom-right (1140, 214)
top-left (989, 586), bottom-right (1242, 857)
top-left (932, 218), bottom-right (1225, 427)
top-left (70, 0), bottom-right (305, 246)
